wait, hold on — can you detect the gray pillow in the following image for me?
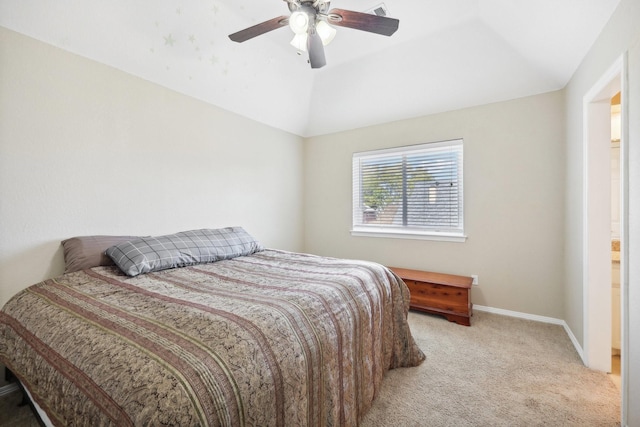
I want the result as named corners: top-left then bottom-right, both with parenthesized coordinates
top-left (62, 235), bottom-right (139, 273)
top-left (105, 227), bottom-right (263, 277)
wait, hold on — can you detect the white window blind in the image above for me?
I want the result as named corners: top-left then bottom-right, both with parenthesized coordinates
top-left (352, 139), bottom-right (465, 241)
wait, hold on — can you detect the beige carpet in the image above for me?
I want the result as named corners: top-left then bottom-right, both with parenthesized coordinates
top-left (0, 311), bottom-right (620, 426)
top-left (362, 311), bottom-right (620, 426)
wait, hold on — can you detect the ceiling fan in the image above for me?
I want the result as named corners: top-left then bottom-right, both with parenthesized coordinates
top-left (228, 0), bottom-right (400, 69)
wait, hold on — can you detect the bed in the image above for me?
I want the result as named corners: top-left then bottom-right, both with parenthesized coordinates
top-left (0, 227), bottom-right (425, 426)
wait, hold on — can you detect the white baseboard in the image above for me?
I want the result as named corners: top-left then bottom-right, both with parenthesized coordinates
top-left (474, 305), bottom-right (586, 363)
top-left (0, 382), bottom-right (19, 397)
top-left (561, 321), bottom-right (586, 364)
top-left (474, 304), bottom-right (564, 324)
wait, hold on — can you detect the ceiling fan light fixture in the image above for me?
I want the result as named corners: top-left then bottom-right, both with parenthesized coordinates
top-left (289, 10), bottom-right (310, 34)
top-left (316, 20), bottom-right (336, 46)
top-left (229, 0), bottom-right (400, 69)
top-left (290, 33), bottom-right (308, 52)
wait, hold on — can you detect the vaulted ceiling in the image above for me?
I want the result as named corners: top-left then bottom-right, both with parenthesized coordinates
top-left (0, 0), bottom-right (620, 137)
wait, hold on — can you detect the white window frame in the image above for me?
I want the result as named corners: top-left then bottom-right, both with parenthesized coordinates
top-left (351, 139), bottom-right (466, 242)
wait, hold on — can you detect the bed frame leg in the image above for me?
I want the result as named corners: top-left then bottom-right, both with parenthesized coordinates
top-left (4, 366), bottom-right (15, 383)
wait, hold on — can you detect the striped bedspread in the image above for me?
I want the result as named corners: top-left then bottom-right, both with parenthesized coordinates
top-left (0, 250), bottom-right (425, 426)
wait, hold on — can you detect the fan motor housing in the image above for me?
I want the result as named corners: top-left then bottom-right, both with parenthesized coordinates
top-left (288, 0), bottom-right (330, 14)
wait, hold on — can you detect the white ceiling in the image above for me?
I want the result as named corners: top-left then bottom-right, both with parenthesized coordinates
top-left (0, 0), bottom-right (621, 137)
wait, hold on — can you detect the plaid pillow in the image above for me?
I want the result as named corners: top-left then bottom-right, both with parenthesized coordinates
top-left (105, 227), bottom-right (263, 276)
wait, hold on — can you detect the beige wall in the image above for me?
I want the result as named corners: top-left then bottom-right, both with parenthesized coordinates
top-left (303, 91), bottom-right (566, 319)
top-left (0, 27), bottom-right (305, 307)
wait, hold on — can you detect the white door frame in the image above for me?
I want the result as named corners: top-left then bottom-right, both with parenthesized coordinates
top-left (582, 53), bottom-right (628, 422)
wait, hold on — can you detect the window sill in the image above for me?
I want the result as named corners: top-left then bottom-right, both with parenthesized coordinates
top-left (350, 228), bottom-right (467, 243)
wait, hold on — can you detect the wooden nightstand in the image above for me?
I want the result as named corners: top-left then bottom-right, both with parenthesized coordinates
top-left (389, 267), bottom-right (473, 326)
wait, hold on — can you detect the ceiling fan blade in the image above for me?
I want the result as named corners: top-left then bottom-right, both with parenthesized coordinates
top-left (229, 15), bottom-right (289, 43)
top-left (307, 29), bottom-right (326, 69)
top-left (327, 8), bottom-right (399, 36)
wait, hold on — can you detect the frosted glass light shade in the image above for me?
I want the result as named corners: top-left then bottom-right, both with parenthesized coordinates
top-left (316, 21), bottom-right (336, 46)
top-left (289, 11), bottom-right (310, 34)
top-left (290, 33), bottom-right (308, 52)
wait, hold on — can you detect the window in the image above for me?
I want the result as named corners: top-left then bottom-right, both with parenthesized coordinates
top-left (352, 139), bottom-right (465, 241)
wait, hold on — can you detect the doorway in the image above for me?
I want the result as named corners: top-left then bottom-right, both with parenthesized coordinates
top-left (610, 93), bottom-right (621, 389)
top-left (583, 63), bottom-right (619, 373)
top-left (583, 54), bottom-right (628, 421)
